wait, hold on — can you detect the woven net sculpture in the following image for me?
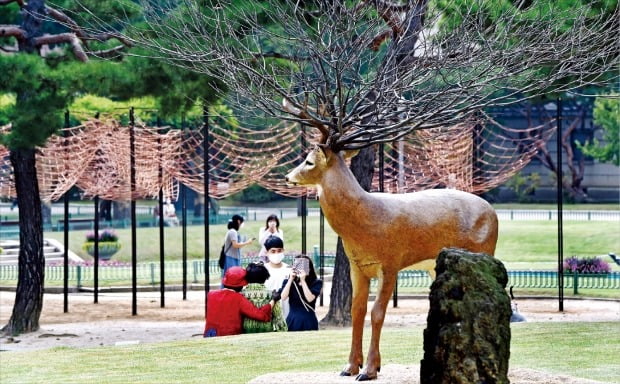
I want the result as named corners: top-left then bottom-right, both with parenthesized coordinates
top-left (0, 112), bottom-right (552, 202)
top-left (372, 117), bottom-right (552, 194)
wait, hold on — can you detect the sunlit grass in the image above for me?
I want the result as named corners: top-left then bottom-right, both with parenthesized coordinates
top-left (1, 322), bottom-right (618, 384)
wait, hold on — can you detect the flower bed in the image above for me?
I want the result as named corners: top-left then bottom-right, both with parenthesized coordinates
top-left (83, 229), bottom-right (121, 260)
top-left (563, 256), bottom-right (611, 275)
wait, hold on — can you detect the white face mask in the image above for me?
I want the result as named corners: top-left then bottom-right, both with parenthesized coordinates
top-left (268, 252), bottom-right (284, 264)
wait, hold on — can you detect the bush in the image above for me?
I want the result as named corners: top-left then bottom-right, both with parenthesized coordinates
top-left (563, 256), bottom-right (611, 274)
top-left (230, 184), bottom-right (282, 203)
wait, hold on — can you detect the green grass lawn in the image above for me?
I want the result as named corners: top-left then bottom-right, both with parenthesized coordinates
top-left (0, 322), bottom-right (618, 384)
top-left (43, 218), bottom-right (620, 271)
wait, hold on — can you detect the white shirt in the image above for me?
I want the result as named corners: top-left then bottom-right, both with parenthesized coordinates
top-left (265, 262), bottom-right (291, 318)
top-left (265, 262), bottom-right (290, 291)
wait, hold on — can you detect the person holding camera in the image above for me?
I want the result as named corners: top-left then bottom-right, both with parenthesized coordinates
top-left (204, 266), bottom-right (281, 337)
top-left (279, 255), bottom-right (323, 331)
top-left (258, 214), bottom-right (284, 262)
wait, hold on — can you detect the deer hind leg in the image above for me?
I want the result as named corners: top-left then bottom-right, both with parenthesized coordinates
top-left (340, 265), bottom-right (369, 377)
top-left (356, 271), bottom-right (397, 381)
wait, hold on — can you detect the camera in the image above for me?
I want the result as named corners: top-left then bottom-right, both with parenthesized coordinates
top-left (292, 258), bottom-right (309, 275)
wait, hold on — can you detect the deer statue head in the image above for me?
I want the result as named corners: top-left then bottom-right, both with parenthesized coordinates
top-left (285, 146), bottom-right (328, 187)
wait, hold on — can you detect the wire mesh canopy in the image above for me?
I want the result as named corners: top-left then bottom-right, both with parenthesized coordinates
top-left (374, 118), bottom-right (553, 194)
top-left (0, 113), bottom-right (551, 202)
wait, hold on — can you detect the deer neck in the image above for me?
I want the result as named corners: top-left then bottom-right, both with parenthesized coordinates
top-left (318, 154), bottom-right (369, 232)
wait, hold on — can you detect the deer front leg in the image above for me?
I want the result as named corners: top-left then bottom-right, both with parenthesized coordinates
top-left (356, 271), bottom-right (397, 381)
top-left (340, 265), bottom-right (370, 377)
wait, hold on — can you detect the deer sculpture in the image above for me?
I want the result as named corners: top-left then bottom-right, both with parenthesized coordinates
top-left (285, 145), bottom-right (499, 381)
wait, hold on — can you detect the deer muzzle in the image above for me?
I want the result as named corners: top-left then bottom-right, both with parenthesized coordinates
top-left (284, 174), bottom-right (298, 186)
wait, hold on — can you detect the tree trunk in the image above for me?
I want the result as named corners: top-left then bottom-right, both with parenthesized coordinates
top-left (321, 146), bottom-right (376, 326)
top-left (2, 148), bottom-right (45, 336)
top-left (533, 111), bottom-right (589, 202)
top-left (112, 201), bottom-right (130, 221)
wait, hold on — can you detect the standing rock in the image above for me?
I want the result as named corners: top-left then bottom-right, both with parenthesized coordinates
top-left (420, 248), bottom-right (511, 384)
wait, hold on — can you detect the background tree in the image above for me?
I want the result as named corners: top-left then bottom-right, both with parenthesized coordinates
top-left (96, 0), bottom-right (617, 325)
top-left (578, 96), bottom-right (619, 166)
top-left (0, 0), bottom-right (135, 336)
top-left (0, 0), bottom-right (223, 335)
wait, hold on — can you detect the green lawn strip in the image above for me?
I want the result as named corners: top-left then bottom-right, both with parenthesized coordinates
top-left (509, 321), bottom-right (620, 383)
top-left (41, 219), bottom-right (620, 265)
top-left (6, 219), bottom-right (617, 298)
top-left (496, 221), bottom-right (620, 264)
top-left (1, 323), bottom-right (618, 384)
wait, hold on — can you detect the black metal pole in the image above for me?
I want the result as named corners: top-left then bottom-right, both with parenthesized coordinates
top-left (556, 97), bottom-right (564, 312)
top-left (63, 110), bottom-right (70, 313)
top-left (379, 144), bottom-right (398, 308)
top-left (182, 183), bottom-right (188, 299)
top-left (473, 114), bottom-right (483, 186)
top-left (203, 107), bottom-right (210, 300)
top-left (157, 117), bottom-right (165, 308)
top-left (300, 124), bottom-right (307, 255)
top-left (130, 107), bottom-right (138, 316)
top-left (383, 144), bottom-right (398, 308)
top-left (301, 196), bottom-right (307, 255)
top-left (319, 208), bottom-right (324, 306)
top-left (93, 195), bottom-right (99, 303)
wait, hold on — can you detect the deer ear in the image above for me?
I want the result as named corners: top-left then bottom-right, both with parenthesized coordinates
top-left (341, 149), bottom-right (359, 159)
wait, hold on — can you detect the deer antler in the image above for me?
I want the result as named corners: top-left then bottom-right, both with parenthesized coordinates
top-left (282, 97), bottom-right (330, 145)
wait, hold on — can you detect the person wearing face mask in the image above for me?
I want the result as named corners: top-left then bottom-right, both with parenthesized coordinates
top-left (258, 214), bottom-right (284, 263)
top-left (222, 214), bottom-right (255, 280)
top-left (263, 236), bottom-right (291, 318)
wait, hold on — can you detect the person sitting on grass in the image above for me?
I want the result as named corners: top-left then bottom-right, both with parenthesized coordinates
top-left (204, 266), bottom-right (280, 337)
top-left (242, 262), bottom-right (287, 333)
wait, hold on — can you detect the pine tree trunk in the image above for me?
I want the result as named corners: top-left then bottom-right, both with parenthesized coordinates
top-left (2, 148), bottom-right (45, 336)
top-left (321, 146), bottom-right (376, 326)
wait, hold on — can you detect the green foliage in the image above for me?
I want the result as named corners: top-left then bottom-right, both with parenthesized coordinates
top-left (578, 95), bottom-right (619, 166)
top-left (0, 54), bottom-right (71, 148)
top-left (70, 95), bottom-right (155, 123)
top-left (432, 0), bottom-right (619, 98)
top-left (0, 94), bottom-right (15, 125)
top-left (505, 173), bottom-right (541, 202)
top-left (0, 1), bottom-right (19, 25)
top-left (229, 184), bottom-right (282, 203)
top-left (52, 0), bottom-right (142, 26)
top-left (0, 0), bottom-right (227, 149)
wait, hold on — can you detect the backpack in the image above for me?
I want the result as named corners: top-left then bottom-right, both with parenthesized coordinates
top-left (219, 243), bottom-right (230, 269)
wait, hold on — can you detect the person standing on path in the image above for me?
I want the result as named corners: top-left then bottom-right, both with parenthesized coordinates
top-left (222, 214), bottom-right (255, 279)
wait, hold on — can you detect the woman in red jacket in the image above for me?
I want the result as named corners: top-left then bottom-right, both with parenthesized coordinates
top-left (204, 266), bottom-right (280, 337)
